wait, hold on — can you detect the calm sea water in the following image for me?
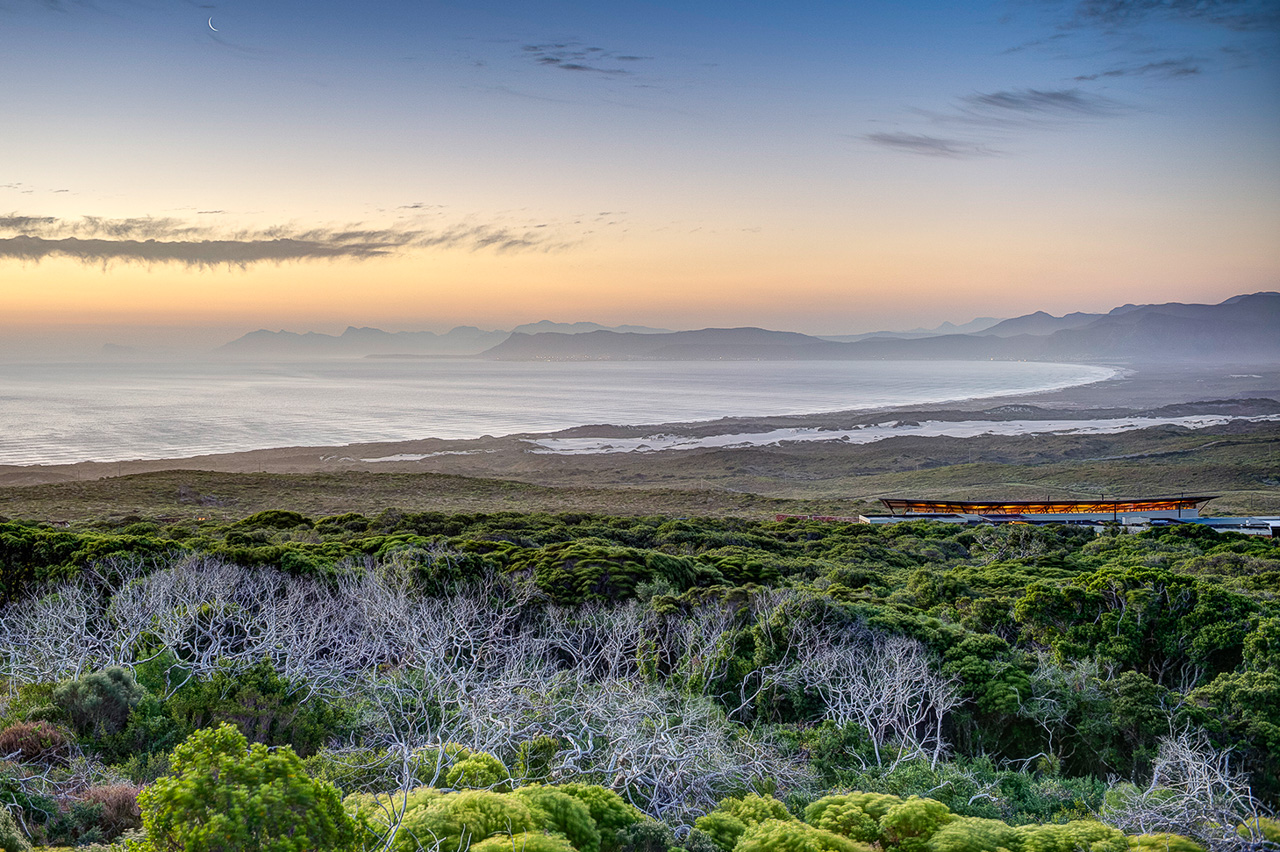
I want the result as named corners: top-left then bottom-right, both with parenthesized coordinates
top-left (0, 359), bottom-right (1113, 465)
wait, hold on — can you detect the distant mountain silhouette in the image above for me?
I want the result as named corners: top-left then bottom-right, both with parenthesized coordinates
top-left (511, 320), bottom-right (673, 335)
top-left (217, 325), bottom-right (508, 358)
top-left (486, 327), bottom-right (831, 360)
top-left (818, 316), bottom-right (1003, 342)
top-left (215, 294), bottom-right (1278, 362)
top-left (978, 310), bottom-right (1104, 337)
top-left (217, 321), bottom-right (679, 358)
top-left (481, 294), bottom-right (1280, 362)
top-left (1034, 292), bottom-right (1280, 360)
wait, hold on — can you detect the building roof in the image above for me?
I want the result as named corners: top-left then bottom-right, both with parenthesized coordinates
top-left (880, 496), bottom-right (1216, 516)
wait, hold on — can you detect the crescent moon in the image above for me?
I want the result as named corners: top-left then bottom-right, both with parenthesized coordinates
top-left (208, 17), bottom-right (218, 31)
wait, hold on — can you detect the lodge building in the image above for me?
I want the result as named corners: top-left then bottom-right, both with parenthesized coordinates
top-left (780, 495), bottom-right (1279, 536)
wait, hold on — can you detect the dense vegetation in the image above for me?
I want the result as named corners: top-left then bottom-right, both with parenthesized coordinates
top-left (0, 510), bottom-right (1276, 851)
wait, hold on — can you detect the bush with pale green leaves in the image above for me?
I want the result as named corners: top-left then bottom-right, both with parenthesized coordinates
top-left (803, 795), bottom-right (891, 844)
top-left (447, 749), bottom-right (514, 792)
top-left (1015, 821), bottom-right (1127, 852)
top-left (398, 790), bottom-right (536, 852)
top-left (1127, 833), bottom-right (1206, 852)
top-left (735, 818), bottom-right (868, 852)
top-left (556, 783), bottom-right (643, 852)
top-left (879, 797), bottom-right (956, 852)
top-left (1237, 817), bottom-right (1280, 844)
top-left (345, 784), bottom-right (641, 852)
top-left (696, 812), bottom-right (753, 852)
top-left (136, 723), bottom-right (356, 852)
top-left (696, 794), bottom-right (797, 852)
top-left (926, 817), bottom-right (1022, 852)
top-left (473, 831), bottom-right (580, 852)
top-left (512, 785), bottom-right (602, 852)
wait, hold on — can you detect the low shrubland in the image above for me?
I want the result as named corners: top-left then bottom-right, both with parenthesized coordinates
top-left (0, 510), bottom-right (1276, 850)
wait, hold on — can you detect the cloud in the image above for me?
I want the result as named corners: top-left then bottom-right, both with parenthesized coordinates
top-left (1073, 58), bottom-right (1202, 80)
top-left (0, 215), bottom-right (58, 230)
top-left (521, 42), bottom-right (650, 76)
top-left (864, 88), bottom-right (1124, 158)
top-left (863, 133), bottom-right (999, 158)
top-left (1007, 3), bottom-right (1272, 83)
top-left (959, 88), bottom-right (1122, 119)
top-left (1068, 0), bottom-right (1280, 32)
top-left (0, 213), bottom-right (560, 267)
top-left (0, 235), bottom-right (402, 266)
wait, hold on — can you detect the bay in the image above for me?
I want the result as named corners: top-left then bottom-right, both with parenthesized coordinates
top-left (0, 359), bottom-right (1114, 466)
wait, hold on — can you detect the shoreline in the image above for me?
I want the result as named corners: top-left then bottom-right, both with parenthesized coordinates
top-left (0, 358), bottom-right (1113, 469)
top-left (2, 360), bottom-right (1278, 489)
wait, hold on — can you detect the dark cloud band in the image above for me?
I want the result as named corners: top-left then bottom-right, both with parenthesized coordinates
top-left (1070, 0), bottom-right (1280, 31)
top-left (962, 88), bottom-right (1118, 117)
top-left (864, 133), bottom-right (997, 158)
top-left (0, 214), bottom-right (556, 267)
top-left (522, 42), bottom-right (649, 76)
top-left (1074, 58), bottom-right (1202, 81)
top-left (0, 235), bottom-right (397, 266)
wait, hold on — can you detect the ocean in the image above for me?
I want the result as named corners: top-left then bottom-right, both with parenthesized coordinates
top-left (0, 359), bottom-right (1114, 466)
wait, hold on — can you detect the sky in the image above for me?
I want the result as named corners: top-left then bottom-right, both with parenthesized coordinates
top-left (1, 0), bottom-right (1278, 353)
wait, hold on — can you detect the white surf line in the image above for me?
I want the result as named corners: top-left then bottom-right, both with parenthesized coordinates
top-left (522, 414), bottom-right (1280, 456)
top-left (359, 450), bottom-right (496, 462)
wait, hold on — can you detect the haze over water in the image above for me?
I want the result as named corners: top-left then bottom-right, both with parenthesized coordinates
top-left (0, 359), bottom-right (1113, 466)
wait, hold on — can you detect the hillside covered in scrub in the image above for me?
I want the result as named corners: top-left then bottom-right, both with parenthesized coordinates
top-left (0, 510), bottom-right (1277, 851)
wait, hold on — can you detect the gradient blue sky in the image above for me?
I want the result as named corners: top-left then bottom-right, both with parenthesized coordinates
top-left (2, 0), bottom-right (1277, 349)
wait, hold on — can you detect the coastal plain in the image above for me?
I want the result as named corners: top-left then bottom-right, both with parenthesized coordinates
top-left (3, 363), bottom-right (1278, 524)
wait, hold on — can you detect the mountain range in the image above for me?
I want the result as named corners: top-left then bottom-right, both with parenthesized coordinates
top-left (482, 293), bottom-right (1280, 362)
top-left (216, 321), bottom-right (674, 358)
top-left (215, 293), bottom-right (1279, 362)
top-left (217, 325), bottom-right (507, 358)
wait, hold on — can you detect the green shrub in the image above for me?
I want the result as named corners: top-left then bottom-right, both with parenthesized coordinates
top-left (137, 723), bottom-right (356, 852)
top-left (514, 543), bottom-right (702, 605)
top-left (802, 796), bottom-right (883, 843)
top-left (447, 749), bottom-right (513, 792)
top-left (682, 829), bottom-right (723, 852)
top-left (735, 819), bottom-right (867, 852)
top-left (116, 749), bottom-right (172, 785)
top-left (1014, 821), bottom-right (1126, 852)
top-left (0, 805), bottom-right (29, 852)
top-left (396, 790), bottom-right (536, 852)
top-left (926, 818), bottom-right (1021, 852)
top-left (697, 794), bottom-right (796, 852)
top-left (166, 660), bottom-right (347, 757)
top-left (1128, 834), bottom-right (1205, 852)
top-left (53, 667), bottom-right (149, 738)
top-left (516, 736), bottom-right (561, 783)
top-left (696, 812), bottom-right (749, 852)
top-left (722, 795), bottom-right (795, 826)
top-left (879, 798), bottom-right (955, 852)
top-left (1238, 817), bottom-right (1280, 843)
top-left (231, 511), bottom-right (314, 531)
top-left (99, 692), bottom-right (184, 766)
top-left (343, 786), bottom-right (444, 839)
top-left (512, 786), bottom-right (602, 852)
top-left (818, 793), bottom-right (902, 823)
top-left (472, 832), bottom-right (579, 852)
top-left (304, 748), bottom-right (400, 795)
top-left (557, 784), bottom-right (642, 852)
top-left (618, 819), bottom-right (677, 852)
